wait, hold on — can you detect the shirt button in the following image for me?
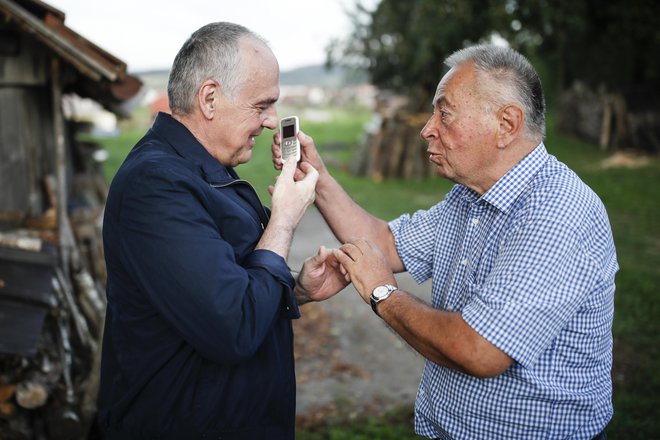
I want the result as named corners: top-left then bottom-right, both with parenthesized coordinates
top-left (471, 218), bottom-right (479, 226)
top-left (461, 258), bottom-right (469, 266)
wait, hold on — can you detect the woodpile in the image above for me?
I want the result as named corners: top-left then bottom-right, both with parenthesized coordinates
top-left (351, 93), bottom-right (437, 180)
top-left (558, 81), bottom-right (660, 153)
top-left (0, 152), bottom-right (108, 439)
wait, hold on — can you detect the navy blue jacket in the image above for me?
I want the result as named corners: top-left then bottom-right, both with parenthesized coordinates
top-left (99, 113), bottom-right (300, 439)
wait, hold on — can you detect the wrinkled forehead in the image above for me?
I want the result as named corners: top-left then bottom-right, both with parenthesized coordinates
top-left (432, 63), bottom-right (475, 107)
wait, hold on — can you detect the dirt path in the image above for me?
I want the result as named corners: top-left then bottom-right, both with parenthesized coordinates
top-left (288, 208), bottom-right (432, 425)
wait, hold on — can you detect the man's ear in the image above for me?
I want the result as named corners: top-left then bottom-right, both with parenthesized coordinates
top-left (496, 104), bottom-right (524, 149)
top-left (198, 80), bottom-right (218, 120)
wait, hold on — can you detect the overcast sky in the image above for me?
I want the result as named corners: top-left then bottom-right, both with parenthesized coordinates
top-left (48, 0), bottom-right (375, 73)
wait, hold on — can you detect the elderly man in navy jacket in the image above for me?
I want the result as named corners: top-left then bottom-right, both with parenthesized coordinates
top-left (98, 22), bottom-right (346, 440)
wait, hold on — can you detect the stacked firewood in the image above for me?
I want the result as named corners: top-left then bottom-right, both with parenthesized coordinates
top-left (0, 142), bottom-right (108, 439)
top-left (351, 93), bottom-right (438, 180)
top-left (558, 81), bottom-right (660, 153)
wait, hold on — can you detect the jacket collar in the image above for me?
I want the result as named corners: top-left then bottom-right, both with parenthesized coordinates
top-left (151, 112), bottom-right (238, 183)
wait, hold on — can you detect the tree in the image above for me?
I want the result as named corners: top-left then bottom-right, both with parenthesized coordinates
top-left (503, 0), bottom-right (660, 93)
top-left (330, 0), bottom-right (659, 169)
top-left (328, 0), bottom-right (508, 111)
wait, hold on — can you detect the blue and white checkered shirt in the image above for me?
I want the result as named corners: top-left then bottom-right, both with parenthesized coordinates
top-left (389, 144), bottom-right (617, 439)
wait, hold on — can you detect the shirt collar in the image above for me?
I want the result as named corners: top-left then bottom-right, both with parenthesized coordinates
top-left (480, 143), bottom-right (548, 213)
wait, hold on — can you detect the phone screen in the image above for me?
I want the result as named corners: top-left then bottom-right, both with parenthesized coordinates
top-left (282, 123), bottom-right (295, 139)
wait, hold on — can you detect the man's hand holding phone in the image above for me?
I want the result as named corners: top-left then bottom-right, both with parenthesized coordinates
top-left (274, 117), bottom-right (327, 182)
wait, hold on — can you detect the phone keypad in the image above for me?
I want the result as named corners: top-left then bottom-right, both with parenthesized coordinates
top-left (282, 139), bottom-right (298, 159)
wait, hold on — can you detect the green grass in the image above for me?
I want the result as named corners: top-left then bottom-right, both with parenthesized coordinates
top-left (99, 105), bottom-right (659, 439)
top-left (297, 406), bottom-right (423, 440)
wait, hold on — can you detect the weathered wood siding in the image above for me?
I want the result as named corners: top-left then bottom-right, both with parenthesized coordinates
top-left (0, 26), bottom-right (55, 219)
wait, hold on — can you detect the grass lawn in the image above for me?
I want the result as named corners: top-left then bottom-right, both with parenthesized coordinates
top-left (101, 105), bottom-right (659, 439)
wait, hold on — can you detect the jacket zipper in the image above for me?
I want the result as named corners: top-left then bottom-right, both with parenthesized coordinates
top-left (210, 179), bottom-right (269, 230)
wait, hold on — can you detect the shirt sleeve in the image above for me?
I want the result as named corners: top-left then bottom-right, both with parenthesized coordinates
top-left (389, 187), bottom-right (466, 286)
top-left (461, 215), bottom-right (601, 369)
top-left (115, 164), bottom-right (297, 365)
top-left (389, 207), bottom-right (438, 284)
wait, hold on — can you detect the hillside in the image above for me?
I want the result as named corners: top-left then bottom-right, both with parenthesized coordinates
top-left (133, 64), bottom-right (368, 91)
top-left (279, 65), bottom-right (368, 87)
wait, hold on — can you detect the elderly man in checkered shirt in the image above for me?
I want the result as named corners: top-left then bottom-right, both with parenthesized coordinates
top-left (274, 44), bottom-right (616, 439)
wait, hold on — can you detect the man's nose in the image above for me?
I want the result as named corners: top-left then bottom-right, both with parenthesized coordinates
top-left (420, 118), bottom-right (435, 140)
top-left (263, 107), bottom-right (278, 130)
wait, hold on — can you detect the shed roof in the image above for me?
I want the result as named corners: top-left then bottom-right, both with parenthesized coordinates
top-left (0, 0), bottom-right (142, 114)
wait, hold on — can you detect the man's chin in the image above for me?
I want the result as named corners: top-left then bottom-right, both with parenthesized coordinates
top-left (431, 163), bottom-right (452, 180)
top-left (234, 150), bottom-right (253, 166)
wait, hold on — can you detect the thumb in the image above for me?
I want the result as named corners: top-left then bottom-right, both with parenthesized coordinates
top-left (278, 157), bottom-right (297, 181)
top-left (307, 245), bottom-right (328, 266)
top-left (315, 245), bottom-right (328, 260)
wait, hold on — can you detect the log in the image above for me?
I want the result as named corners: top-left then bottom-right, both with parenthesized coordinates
top-left (354, 110), bottom-right (436, 180)
top-left (15, 382), bottom-right (48, 409)
top-left (560, 81), bottom-right (659, 153)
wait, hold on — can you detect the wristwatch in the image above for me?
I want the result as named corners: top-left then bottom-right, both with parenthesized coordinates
top-left (370, 284), bottom-right (398, 316)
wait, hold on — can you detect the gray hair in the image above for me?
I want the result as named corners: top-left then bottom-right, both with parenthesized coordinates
top-left (167, 22), bottom-right (268, 115)
top-left (445, 44), bottom-right (546, 141)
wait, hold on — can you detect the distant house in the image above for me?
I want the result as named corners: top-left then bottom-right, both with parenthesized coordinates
top-left (0, 0), bottom-right (141, 438)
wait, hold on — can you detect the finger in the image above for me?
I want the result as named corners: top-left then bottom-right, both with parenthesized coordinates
top-left (318, 246), bottom-right (336, 264)
top-left (326, 250), bottom-right (341, 268)
top-left (339, 242), bottom-right (363, 258)
top-left (298, 161), bottom-right (317, 175)
top-left (297, 130), bottom-right (315, 154)
top-left (298, 130), bottom-right (312, 146)
top-left (309, 245), bottom-right (328, 264)
top-left (346, 237), bottom-right (369, 249)
top-left (278, 157), bottom-right (297, 181)
top-left (337, 245), bottom-right (361, 263)
top-left (347, 238), bottom-right (375, 257)
top-left (293, 168), bottom-right (305, 181)
top-left (333, 248), bottom-right (354, 266)
top-left (272, 132), bottom-right (283, 169)
top-left (300, 163), bottom-right (319, 186)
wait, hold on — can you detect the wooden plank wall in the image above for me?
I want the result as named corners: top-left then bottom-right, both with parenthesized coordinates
top-left (0, 26), bottom-right (55, 222)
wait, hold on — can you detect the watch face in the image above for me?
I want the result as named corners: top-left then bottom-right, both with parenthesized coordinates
top-left (373, 285), bottom-right (390, 300)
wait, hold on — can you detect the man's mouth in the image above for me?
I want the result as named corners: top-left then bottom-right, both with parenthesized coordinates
top-left (427, 151), bottom-right (446, 166)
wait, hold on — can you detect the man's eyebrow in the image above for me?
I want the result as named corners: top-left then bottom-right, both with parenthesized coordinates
top-left (433, 96), bottom-right (447, 108)
top-left (257, 97), bottom-right (278, 106)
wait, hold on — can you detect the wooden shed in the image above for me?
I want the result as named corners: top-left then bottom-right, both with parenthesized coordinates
top-left (0, 0), bottom-right (141, 438)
